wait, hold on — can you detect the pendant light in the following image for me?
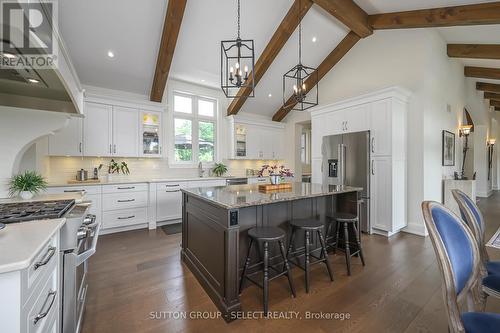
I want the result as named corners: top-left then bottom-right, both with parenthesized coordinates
top-left (221, 0), bottom-right (255, 98)
top-left (282, 0), bottom-right (318, 111)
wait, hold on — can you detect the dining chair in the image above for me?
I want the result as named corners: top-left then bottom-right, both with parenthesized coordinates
top-left (422, 201), bottom-right (500, 332)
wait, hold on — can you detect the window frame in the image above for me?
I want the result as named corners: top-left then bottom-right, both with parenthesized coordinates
top-left (170, 90), bottom-right (218, 167)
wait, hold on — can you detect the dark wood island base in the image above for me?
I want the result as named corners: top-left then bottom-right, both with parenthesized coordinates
top-left (181, 183), bottom-right (362, 321)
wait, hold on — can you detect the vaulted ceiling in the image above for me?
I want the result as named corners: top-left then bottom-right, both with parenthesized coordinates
top-left (59, 0), bottom-right (500, 118)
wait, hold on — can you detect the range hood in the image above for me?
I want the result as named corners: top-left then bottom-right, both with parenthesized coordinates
top-left (0, 0), bottom-right (83, 114)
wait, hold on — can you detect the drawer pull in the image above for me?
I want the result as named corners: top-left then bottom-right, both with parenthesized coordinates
top-left (64, 189), bottom-right (86, 193)
top-left (118, 215), bottom-right (135, 220)
top-left (33, 290), bottom-right (57, 325)
top-left (165, 184), bottom-right (180, 187)
top-left (117, 186), bottom-right (135, 190)
top-left (166, 190), bottom-right (181, 193)
top-left (117, 199), bottom-right (135, 203)
top-left (34, 246), bottom-right (56, 270)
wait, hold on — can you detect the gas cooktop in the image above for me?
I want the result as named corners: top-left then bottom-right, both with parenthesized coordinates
top-left (0, 199), bottom-right (75, 224)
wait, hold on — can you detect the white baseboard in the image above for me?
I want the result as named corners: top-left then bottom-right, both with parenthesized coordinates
top-left (493, 186), bottom-right (499, 191)
top-left (477, 189), bottom-right (493, 198)
top-left (402, 222), bottom-right (428, 237)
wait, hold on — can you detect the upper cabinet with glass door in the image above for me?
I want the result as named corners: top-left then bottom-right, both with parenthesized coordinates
top-left (140, 111), bottom-right (162, 157)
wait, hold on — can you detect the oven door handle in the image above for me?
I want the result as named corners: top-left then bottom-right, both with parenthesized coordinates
top-left (76, 221), bottom-right (101, 266)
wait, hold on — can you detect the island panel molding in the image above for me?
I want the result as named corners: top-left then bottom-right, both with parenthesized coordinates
top-left (448, 44), bottom-right (500, 60)
top-left (464, 66), bottom-right (500, 80)
top-left (227, 0), bottom-right (313, 116)
top-left (369, 2), bottom-right (500, 30)
top-left (273, 31), bottom-right (361, 122)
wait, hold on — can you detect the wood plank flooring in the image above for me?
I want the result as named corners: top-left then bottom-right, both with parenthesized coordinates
top-left (82, 194), bottom-right (500, 333)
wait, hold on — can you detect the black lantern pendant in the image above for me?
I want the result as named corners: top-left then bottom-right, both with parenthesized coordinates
top-left (221, 0), bottom-right (255, 98)
top-left (283, 0), bottom-right (318, 111)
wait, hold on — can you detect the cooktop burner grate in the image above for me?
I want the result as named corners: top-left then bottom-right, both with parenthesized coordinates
top-left (0, 199), bottom-right (75, 223)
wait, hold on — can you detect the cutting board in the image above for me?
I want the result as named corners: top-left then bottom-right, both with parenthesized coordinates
top-left (258, 183), bottom-right (292, 192)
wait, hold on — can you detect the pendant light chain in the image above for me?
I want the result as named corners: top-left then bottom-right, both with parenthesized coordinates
top-left (237, 0), bottom-right (241, 39)
top-left (298, 0), bottom-right (302, 65)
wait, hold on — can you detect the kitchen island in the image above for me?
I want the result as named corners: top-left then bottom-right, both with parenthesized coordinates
top-left (181, 182), bottom-right (362, 319)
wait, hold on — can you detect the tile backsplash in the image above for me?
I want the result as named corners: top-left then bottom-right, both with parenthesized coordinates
top-left (45, 157), bottom-right (286, 184)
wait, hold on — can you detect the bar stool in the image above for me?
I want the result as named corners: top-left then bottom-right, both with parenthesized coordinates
top-left (286, 218), bottom-right (333, 293)
top-left (331, 212), bottom-right (365, 275)
top-left (239, 227), bottom-right (296, 314)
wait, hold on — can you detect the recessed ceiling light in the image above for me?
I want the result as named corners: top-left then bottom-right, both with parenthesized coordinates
top-left (312, 36), bottom-right (317, 43)
top-left (201, 79), bottom-right (206, 82)
top-left (268, 93), bottom-right (272, 98)
top-left (107, 50), bottom-right (115, 58)
top-left (2, 52), bottom-right (16, 59)
top-left (27, 78), bottom-right (39, 84)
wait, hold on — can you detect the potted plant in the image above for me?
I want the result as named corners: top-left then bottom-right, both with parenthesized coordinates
top-left (212, 163), bottom-right (228, 177)
top-left (258, 165), bottom-right (294, 185)
top-left (98, 159), bottom-right (130, 181)
top-left (9, 171), bottom-right (47, 200)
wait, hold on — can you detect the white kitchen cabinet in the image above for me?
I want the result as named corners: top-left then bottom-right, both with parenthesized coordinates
top-left (45, 186), bottom-right (102, 226)
top-left (370, 99), bottom-right (391, 156)
top-left (156, 182), bottom-right (188, 222)
top-left (140, 110), bottom-right (162, 157)
top-left (48, 117), bottom-right (83, 156)
top-left (83, 102), bottom-right (112, 156)
top-left (370, 156), bottom-right (392, 232)
top-left (112, 106), bottom-right (139, 157)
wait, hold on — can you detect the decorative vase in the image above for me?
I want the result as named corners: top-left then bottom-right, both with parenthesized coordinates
top-left (270, 175), bottom-right (280, 185)
top-left (20, 191), bottom-right (34, 200)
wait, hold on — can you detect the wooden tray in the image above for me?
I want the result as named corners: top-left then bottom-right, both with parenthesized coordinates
top-left (67, 179), bottom-right (101, 184)
top-left (258, 183), bottom-right (293, 192)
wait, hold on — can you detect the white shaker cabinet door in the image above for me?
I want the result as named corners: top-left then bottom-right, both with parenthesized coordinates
top-left (84, 102), bottom-right (112, 157)
top-left (113, 106), bottom-right (139, 157)
top-left (370, 156), bottom-right (392, 232)
top-left (370, 99), bottom-right (392, 156)
top-left (48, 117), bottom-right (83, 156)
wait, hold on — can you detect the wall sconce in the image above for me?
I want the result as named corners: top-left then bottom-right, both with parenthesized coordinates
top-left (459, 125), bottom-right (473, 178)
top-left (488, 138), bottom-right (496, 180)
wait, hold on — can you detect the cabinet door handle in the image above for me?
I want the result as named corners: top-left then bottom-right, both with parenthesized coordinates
top-left (371, 161), bottom-right (375, 175)
top-left (109, 144), bottom-right (112, 154)
top-left (34, 246), bottom-right (56, 270)
top-left (33, 290), bottom-right (57, 325)
top-left (371, 137), bottom-right (375, 153)
top-left (117, 186), bottom-right (135, 190)
top-left (114, 144), bottom-right (117, 154)
top-left (166, 190), bottom-right (181, 193)
top-left (117, 199), bottom-right (135, 203)
top-left (79, 142), bottom-right (82, 153)
top-left (118, 215), bottom-right (135, 220)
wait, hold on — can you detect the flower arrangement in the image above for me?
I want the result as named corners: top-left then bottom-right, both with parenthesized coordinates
top-left (98, 159), bottom-right (130, 175)
top-left (258, 165), bottom-right (294, 184)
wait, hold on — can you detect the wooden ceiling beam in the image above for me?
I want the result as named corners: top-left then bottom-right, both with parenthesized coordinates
top-left (312, 0), bottom-right (372, 38)
top-left (369, 2), bottom-right (500, 30)
top-left (477, 82), bottom-right (500, 93)
top-left (465, 66), bottom-right (500, 80)
top-left (227, 0), bottom-right (314, 116)
top-left (495, 107), bottom-right (500, 111)
top-left (484, 92), bottom-right (500, 101)
top-left (272, 31), bottom-right (360, 122)
top-left (448, 44), bottom-right (500, 59)
top-left (150, 0), bottom-right (188, 102)
top-left (491, 100), bottom-right (500, 107)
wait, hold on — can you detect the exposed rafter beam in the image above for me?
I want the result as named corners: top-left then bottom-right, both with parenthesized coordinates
top-left (150, 0), bottom-right (187, 102)
top-left (495, 107), bottom-right (500, 111)
top-left (448, 44), bottom-right (500, 59)
top-left (465, 66), bottom-right (500, 80)
top-left (477, 82), bottom-right (500, 93)
top-left (272, 31), bottom-right (360, 122)
top-left (227, 0), bottom-right (314, 116)
top-left (312, 0), bottom-right (372, 38)
top-left (484, 92), bottom-right (500, 100)
top-left (369, 2), bottom-right (500, 30)
top-left (491, 100), bottom-right (500, 107)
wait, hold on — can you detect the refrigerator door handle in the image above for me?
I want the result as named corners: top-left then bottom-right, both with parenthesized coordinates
top-left (340, 143), bottom-right (346, 185)
top-left (371, 137), bottom-right (375, 153)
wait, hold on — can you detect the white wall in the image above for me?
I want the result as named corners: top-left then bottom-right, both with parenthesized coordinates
top-left (283, 29), bottom-right (492, 236)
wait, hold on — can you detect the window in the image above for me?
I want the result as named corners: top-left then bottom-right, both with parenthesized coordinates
top-left (172, 92), bottom-right (217, 164)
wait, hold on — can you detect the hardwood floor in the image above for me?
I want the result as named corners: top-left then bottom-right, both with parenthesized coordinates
top-left (82, 194), bottom-right (500, 333)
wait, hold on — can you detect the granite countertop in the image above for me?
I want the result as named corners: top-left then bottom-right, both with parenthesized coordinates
top-left (182, 182), bottom-right (363, 209)
top-left (0, 218), bottom-right (66, 273)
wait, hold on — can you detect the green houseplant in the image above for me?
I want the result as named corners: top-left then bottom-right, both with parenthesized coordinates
top-left (212, 163), bottom-right (228, 177)
top-left (9, 171), bottom-right (47, 199)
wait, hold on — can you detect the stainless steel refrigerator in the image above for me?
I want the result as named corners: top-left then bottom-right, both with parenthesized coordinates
top-left (322, 131), bottom-right (371, 233)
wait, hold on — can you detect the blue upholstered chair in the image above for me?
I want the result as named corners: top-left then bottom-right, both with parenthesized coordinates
top-left (452, 189), bottom-right (500, 277)
top-left (422, 201), bottom-right (500, 333)
top-left (452, 190), bottom-right (500, 306)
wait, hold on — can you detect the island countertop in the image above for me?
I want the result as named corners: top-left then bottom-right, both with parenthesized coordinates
top-left (182, 182), bottom-right (362, 209)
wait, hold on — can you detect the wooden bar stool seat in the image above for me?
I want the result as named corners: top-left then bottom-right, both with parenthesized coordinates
top-left (239, 226), bottom-right (296, 315)
top-left (286, 218), bottom-right (334, 293)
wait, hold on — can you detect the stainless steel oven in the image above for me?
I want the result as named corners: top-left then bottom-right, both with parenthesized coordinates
top-left (60, 204), bottom-right (101, 333)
